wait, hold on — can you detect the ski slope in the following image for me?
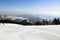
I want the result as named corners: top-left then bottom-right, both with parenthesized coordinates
top-left (0, 23), bottom-right (60, 40)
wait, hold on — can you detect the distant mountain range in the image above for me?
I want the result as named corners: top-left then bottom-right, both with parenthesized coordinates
top-left (0, 13), bottom-right (54, 22)
top-left (0, 13), bottom-right (41, 22)
top-left (16, 14), bottom-right (41, 22)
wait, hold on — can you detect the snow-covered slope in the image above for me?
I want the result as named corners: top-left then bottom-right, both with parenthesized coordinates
top-left (0, 23), bottom-right (60, 40)
top-left (0, 15), bottom-right (28, 20)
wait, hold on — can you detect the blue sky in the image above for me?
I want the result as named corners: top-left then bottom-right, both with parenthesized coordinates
top-left (0, 0), bottom-right (60, 17)
top-left (0, 0), bottom-right (60, 10)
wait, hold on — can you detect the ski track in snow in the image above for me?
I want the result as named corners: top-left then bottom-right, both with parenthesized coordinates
top-left (0, 23), bottom-right (60, 40)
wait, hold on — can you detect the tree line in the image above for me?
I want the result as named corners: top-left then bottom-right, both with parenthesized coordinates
top-left (0, 18), bottom-right (60, 25)
top-left (20, 18), bottom-right (60, 25)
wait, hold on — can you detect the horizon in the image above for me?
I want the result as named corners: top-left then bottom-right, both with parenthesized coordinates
top-left (0, 0), bottom-right (60, 18)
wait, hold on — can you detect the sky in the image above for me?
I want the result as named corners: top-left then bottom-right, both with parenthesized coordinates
top-left (0, 0), bottom-right (60, 17)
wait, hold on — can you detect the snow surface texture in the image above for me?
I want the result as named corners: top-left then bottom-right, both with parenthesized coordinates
top-left (0, 23), bottom-right (60, 40)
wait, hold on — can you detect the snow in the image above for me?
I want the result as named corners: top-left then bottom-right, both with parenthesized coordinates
top-left (0, 23), bottom-right (60, 40)
top-left (0, 15), bottom-right (28, 21)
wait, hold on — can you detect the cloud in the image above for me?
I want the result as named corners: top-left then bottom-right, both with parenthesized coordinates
top-left (0, 8), bottom-right (60, 16)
